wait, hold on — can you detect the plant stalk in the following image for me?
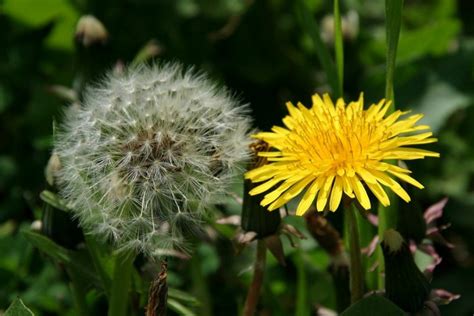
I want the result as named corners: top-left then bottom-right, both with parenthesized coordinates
top-left (346, 204), bottom-right (364, 304)
top-left (108, 250), bottom-right (135, 316)
top-left (243, 240), bottom-right (266, 316)
top-left (68, 269), bottom-right (89, 316)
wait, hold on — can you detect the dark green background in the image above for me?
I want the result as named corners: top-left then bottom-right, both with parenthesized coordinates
top-left (1, 0), bottom-right (473, 315)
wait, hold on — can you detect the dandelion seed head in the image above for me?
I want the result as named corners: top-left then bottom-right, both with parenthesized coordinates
top-left (55, 63), bottom-right (252, 256)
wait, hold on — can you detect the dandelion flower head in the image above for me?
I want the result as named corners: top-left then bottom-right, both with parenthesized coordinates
top-left (55, 63), bottom-right (252, 256)
top-left (245, 94), bottom-right (439, 215)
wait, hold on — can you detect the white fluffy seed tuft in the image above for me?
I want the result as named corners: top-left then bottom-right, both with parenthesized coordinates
top-left (55, 63), bottom-right (252, 256)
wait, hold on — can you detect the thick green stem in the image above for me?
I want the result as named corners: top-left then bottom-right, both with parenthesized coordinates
top-left (84, 234), bottom-right (112, 297)
top-left (243, 240), bottom-right (266, 316)
top-left (68, 269), bottom-right (89, 316)
top-left (190, 255), bottom-right (213, 316)
top-left (333, 0), bottom-right (344, 98)
top-left (346, 204), bottom-right (364, 304)
top-left (108, 250), bottom-right (135, 316)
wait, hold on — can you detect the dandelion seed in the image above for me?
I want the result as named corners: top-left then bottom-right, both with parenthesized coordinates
top-left (55, 63), bottom-right (252, 255)
top-left (245, 93), bottom-right (439, 215)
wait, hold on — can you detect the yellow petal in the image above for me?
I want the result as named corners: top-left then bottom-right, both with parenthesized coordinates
top-left (249, 178), bottom-right (282, 195)
top-left (370, 170), bottom-right (411, 203)
top-left (316, 175), bottom-right (335, 211)
top-left (349, 176), bottom-right (371, 210)
top-left (295, 177), bottom-right (325, 216)
top-left (268, 176), bottom-right (313, 211)
top-left (387, 170), bottom-right (424, 189)
top-left (260, 174), bottom-right (305, 206)
top-left (342, 176), bottom-right (355, 198)
top-left (365, 180), bottom-right (390, 207)
top-left (329, 176), bottom-right (343, 211)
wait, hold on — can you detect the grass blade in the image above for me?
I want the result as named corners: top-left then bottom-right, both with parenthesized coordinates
top-left (385, 0), bottom-right (404, 103)
top-left (334, 0), bottom-right (344, 97)
top-left (295, 0), bottom-right (340, 95)
top-left (377, 0), bottom-right (404, 290)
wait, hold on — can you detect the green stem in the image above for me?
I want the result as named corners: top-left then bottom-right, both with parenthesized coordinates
top-left (108, 250), bottom-right (135, 316)
top-left (294, 249), bottom-right (308, 316)
top-left (190, 255), bottom-right (213, 316)
top-left (84, 234), bottom-right (112, 297)
top-left (68, 269), bottom-right (89, 316)
top-left (243, 240), bottom-right (266, 316)
top-left (346, 204), bottom-right (364, 304)
top-left (333, 0), bottom-right (344, 98)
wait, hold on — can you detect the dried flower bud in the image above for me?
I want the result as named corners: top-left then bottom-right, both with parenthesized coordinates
top-left (241, 141), bottom-right (281, 238)
top-left (320, 10), bottom-right (359, 44)
top-left (45, 152), bottom-right (62, 186)
top-left (55, 63), bottom-right (252, 256)
top-left (305, 211), bottom-right (344, 257)
top-left (75, 15), bottom-right (108, 47)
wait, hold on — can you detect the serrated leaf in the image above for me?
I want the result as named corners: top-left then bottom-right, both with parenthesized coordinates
top-left (4, 298), bottom-right (34, 316)
top-left (40, 190), bottom-right (70, 212)
top-left (341, 295), bottom-right (406, 316)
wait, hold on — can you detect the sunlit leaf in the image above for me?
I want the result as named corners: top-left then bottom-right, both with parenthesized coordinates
top-left (2, 0), bottom-right (79, 50)
top-left (4, 298), bottom-right (34, 316)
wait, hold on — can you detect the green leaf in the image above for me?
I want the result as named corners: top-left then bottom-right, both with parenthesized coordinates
top-left (295, 0), bottom-right (339, 95)
top-left (341, 295), bottom-right (406, 316)
top-left (4, 298), bottom-right (35, 316)
top-left (415, 75), bottom-right (471, 132)
top-left (40, 190), bottom-right (70, 212)
top-left (168, 298), bottom-right (197, 316)
top-left (22, 230), bottom-right (102, 289)
top-left (22, 229), bottom-right (70, 262)
top-left (2, 0), bottom-right (79, 50)
top-left (397, 19), bottom-right (461, 65)
top-left (168, 288), bottom-right (200, 306)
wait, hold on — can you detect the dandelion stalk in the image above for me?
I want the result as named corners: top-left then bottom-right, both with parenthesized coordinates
top-left (68, 270), bottom-right (90, 316)
top-left (108, 250), bottom-right (135, 316)
top-left (243, 240), bottom-right (266, 316)
top-left (346, 203), bottom-right (364, 304)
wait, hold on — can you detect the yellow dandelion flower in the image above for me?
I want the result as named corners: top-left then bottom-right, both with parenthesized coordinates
top-left (245, 93), bottom-right (439, 215)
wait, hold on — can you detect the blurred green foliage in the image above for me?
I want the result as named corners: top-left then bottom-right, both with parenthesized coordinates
top-left (1, 0), bottom-right (474, 315)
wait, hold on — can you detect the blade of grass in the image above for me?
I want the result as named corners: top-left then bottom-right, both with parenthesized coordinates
top-left (377, 0), bottom-right (404, 290)
top-left (333, 0), bottom-right (344, 97)
top-left (295, 0), bottom-right (340, 95)
top-left (384, 0), bottom-right (404, 103)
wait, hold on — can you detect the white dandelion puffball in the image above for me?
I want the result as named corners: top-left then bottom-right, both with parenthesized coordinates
top-left (55, 63), bottom-right (252, 256)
